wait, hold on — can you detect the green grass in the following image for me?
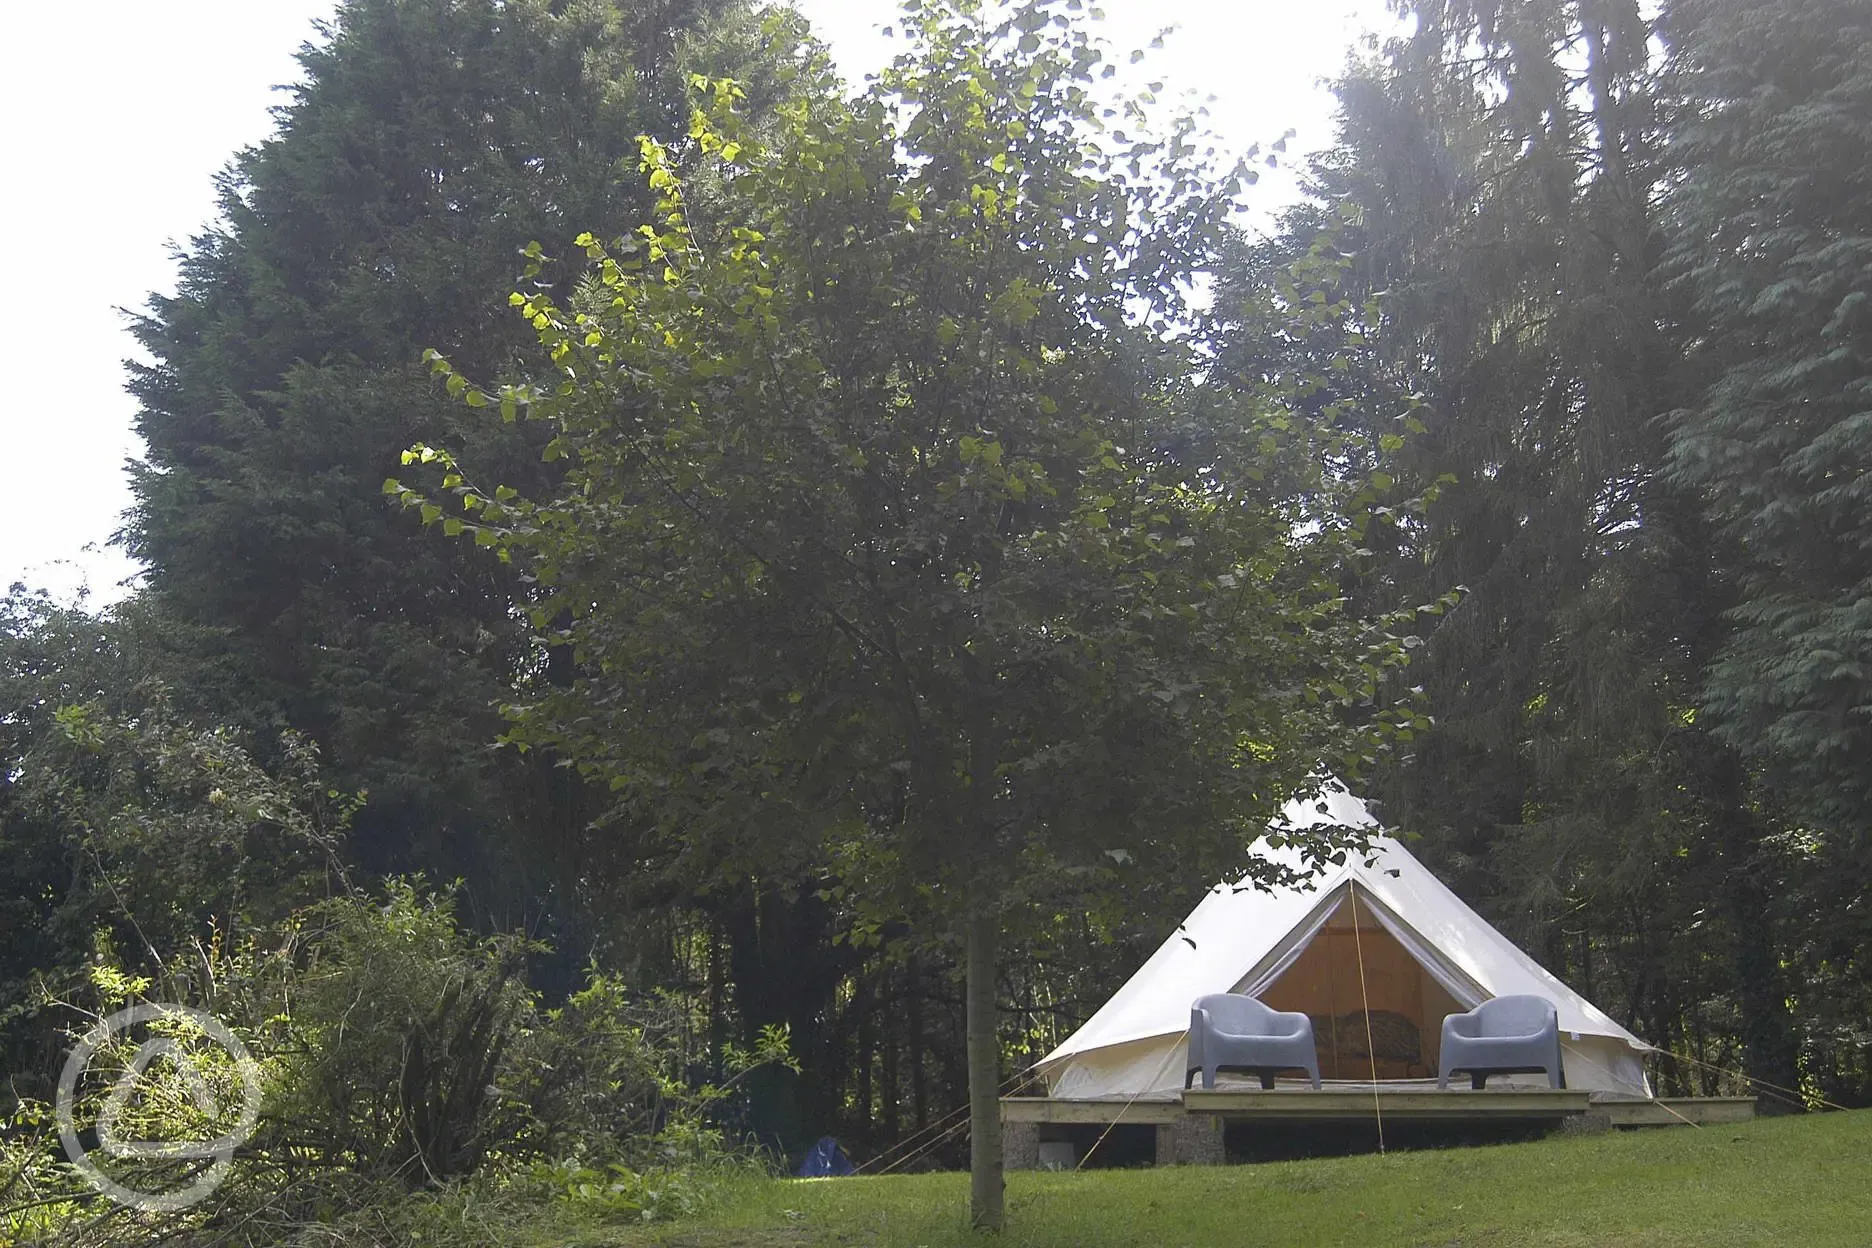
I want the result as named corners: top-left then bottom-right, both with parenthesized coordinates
top-left (528, 1110), bottom-right (1872, 1247)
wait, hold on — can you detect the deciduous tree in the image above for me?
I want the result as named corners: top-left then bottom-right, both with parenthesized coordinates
top-left (393, 0), bottom-right (1440, 1226)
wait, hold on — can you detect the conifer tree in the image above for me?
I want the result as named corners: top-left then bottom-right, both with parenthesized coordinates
top-left (126, 0), bottom-right (796, 940)
top-left (1660, 0), bottom-right (1872, 826)
top-left (1656, 0), bottom-right (1872, 1097)
top-left (1217, 0), bottom-right (1810, 1097)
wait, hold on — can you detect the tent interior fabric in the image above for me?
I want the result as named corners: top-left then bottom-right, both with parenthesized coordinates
top-left (1039, 784), bottom-right (1654, 1100)
top-left (1256, 891), bottom-right (1466, 1081)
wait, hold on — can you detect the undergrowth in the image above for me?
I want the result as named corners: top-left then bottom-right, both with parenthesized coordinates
top-left (0, 885), bottom-right (790, 1247)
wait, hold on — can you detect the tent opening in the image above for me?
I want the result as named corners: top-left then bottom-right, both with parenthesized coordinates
top-left (1254, 889), bottom-right (1465, 1082)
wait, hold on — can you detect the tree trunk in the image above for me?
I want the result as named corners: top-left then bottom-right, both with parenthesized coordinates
top-left (856, 979), bottom-right (875, 1134)
top-left (1726, 845), bottom-right (1802, 1108)
top-left (882, 990), bottom-right (901, 1140)
top-left (707, 919), bottom-right (725, 1083)
top-left (1710, 755), bottom-right (1802, 1109)
top-left (908, 956), bottom-right (928, 1130)
top-left (722, 883), bottom-right (853, 1152)
top-left (965, 907), bottom-right (1004, 1232)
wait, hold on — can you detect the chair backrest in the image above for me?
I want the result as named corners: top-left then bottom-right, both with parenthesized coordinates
top-left (1474, 994), bottom-right (1557, 1035)
top-left (1192, 993), bottom-right (1279, 1032)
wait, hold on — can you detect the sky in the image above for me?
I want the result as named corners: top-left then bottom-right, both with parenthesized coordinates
top-left (0, 0), bottom-right (1399, 609)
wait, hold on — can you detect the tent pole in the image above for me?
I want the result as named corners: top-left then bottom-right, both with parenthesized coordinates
top-left (1349, 881), bottom-right (1386, 1154)
top-left (1325, 889), bottom-right (1343, 1078)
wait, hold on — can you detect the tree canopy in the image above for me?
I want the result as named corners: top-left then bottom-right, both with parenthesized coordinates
top-left (391, 0), bottom-right (1444, 1226)
top-left (10, 0), bottom-right (1872, 1239)
top-left (126, 0), bottom-right (801, 947)
top-left (1660, 0), bottom-right (1872, 826)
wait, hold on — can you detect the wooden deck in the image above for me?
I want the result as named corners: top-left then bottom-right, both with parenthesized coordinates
top-left (1599, 1096), bottom-right (1757, 1127)
top-left (1003, 1086), bottom-right (1605, 1126)
top-left (1000, 1096), bottom-right (1184, 1125)
top-left (1000, 1089), bottom-right (1757, 1168)
top-left (1182, 1087), bottom-right (1592, 1120)
top-left (1002, 1090), bottom-right (1757, 1127)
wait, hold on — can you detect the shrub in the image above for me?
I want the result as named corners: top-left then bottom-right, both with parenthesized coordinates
top-left (2, 885), bottom-right (787, 1245)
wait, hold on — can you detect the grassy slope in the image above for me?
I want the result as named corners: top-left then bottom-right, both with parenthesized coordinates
top-left (538, 1110), bottom-right (1870, 1248)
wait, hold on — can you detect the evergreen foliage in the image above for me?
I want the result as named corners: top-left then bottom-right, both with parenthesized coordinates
top-left (1220, 0), bottom-right (1827, 1098)
top-left (1660, 0), bottom-right (1872, 825)
top-left (10, 4), bottom-right (1872, 1236)
top-left (124, 0), bottom-right (799, 939)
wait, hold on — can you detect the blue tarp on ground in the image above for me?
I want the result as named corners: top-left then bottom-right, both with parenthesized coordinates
top-left (795, 1135), bottom-right (855, 1178)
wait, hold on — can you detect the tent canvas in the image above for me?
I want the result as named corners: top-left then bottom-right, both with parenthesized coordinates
top-left (1038, 784), bottom-right (1654, 1100)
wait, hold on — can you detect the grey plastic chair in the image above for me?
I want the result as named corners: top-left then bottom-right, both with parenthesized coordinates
top-left (1438, 994), bottom-right (1566, 1090)
top-left (1185, 994), bottom-right (1322, 1091)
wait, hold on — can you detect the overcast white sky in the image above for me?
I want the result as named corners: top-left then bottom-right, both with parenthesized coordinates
top-left (0, 0), bottom-right (1397, 608)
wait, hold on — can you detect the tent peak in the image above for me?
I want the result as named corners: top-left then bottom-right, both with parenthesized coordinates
top-left (1038, 785), bottom-right (1654, 1101)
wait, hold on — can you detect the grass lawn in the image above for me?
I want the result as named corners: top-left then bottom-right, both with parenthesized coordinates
top-left (535, 1109), bottom-right (1871, 1247)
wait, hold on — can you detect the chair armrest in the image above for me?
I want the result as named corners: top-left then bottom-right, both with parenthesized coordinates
top-left (1485, 1017), bottom-right (1556, 1042)
top-left (1274, 1009), bottom-right (1313, 1039)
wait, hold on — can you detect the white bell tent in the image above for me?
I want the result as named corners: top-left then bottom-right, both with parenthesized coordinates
top-left (1038, 784), bottom-right (1654, 1100)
